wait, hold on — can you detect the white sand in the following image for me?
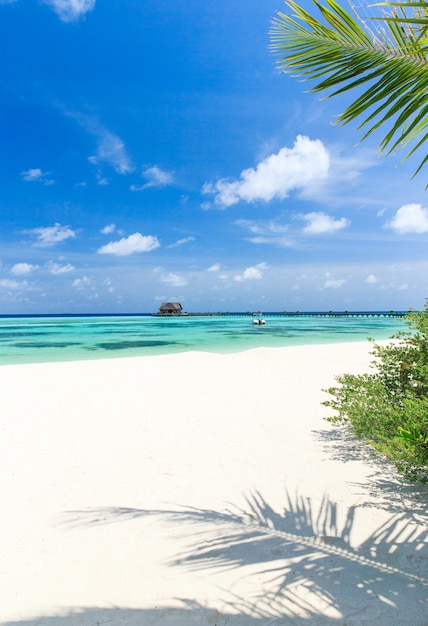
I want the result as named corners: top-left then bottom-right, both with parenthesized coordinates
top-left (0, 341), bottom-right (427, 625)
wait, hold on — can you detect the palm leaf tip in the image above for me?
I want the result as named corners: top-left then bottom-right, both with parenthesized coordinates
top-left (270, 0), bottom-right (428, 179)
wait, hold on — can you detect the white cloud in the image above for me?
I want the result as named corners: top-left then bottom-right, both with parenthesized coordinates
top-left (203, 135), bottom-right (329, 207)
top-left (324, 279), bottom-right (346, 289)
top-left (234, 262), bottom-right (268, 282)
top-left (386, 203), bottom-right (428, 234)
top-left (42, 0), bottom-right (95, 22)
top-left (207, 263), bottom-right (221, 272)
top-left (247, 236), bottom-right (293, 247)
top-left (301, 212), bottom-right (349, 235)
top-left (68, 112), bottom-right (133, 175)
top-left (236, 219), bottom-right (289, 235)
top-left (97, 232), bottom-right (160, 256)
top-left (236, 219), bottom-right (293, 247)
top-left (159, 273), bottom-right (188, 287)
top-left (0, 278), bottom-right (27, 290)
top-left (21, 168), bottom-right (44, 181)
top-left (46, 261), bottom-right (75, 274)
top-left (131, 165), bottom-right (174, 191)
top-left (88, 127), bottom-right (134, 174)
top-left (104, 277), bottom-right (114, 293)
top-left (101, 223), bottom-right (116, 235)
top-left (167, 236), bottom-right (195, 248)
top-left (28, 223), bottom-right (76, 247)
top-left (10, 263), bottom-right (39, 275)
top-left (21, 168), bottom-right (54, 185)
top-left (72, 276), bottom-right (92, 289)
top-left (144, 165), bottom-right (173, 186)
top-left (366, 274), bottom-right (379, 284)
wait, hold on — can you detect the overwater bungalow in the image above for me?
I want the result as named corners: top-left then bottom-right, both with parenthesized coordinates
top-left (157, 302), bottom-right (183, 316)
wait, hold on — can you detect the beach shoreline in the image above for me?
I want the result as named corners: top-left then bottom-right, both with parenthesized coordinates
top-left (1, 341), bottom-right (427, 625)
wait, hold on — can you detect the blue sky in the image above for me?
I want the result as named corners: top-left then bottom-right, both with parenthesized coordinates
top-left (1, 0), bottom-right (427, 314)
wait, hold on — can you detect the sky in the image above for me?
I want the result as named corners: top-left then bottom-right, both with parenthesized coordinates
top-left (1, 0), bottom-right (427, 314)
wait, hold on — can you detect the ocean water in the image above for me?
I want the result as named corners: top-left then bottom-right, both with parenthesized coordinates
top-left (0, 313), bottom-right (408, 366)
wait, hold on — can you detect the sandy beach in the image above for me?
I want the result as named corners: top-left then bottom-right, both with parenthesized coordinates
top-left (0, 341), bottom-right (427, 625)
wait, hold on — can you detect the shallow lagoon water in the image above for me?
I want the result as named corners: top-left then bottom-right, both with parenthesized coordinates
top-left (0, 313), bottom-right (408, 366)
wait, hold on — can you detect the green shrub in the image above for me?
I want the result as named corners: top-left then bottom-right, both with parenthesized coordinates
top-left (323, 301), bottom-right (428, 483)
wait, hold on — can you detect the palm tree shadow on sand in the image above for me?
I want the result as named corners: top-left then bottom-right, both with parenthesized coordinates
top-left (23, 489), bottom-right (425, 626)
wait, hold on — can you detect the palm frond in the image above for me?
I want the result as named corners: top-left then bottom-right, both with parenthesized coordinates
top-left (270, 0), bottom-right (428, 179)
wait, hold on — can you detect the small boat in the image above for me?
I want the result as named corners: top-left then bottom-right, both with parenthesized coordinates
top-left (253, 312), bottom-right (266, 325)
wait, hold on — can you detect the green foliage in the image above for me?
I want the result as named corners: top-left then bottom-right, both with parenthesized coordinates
top-left (270, 0), bottom-right (428, 178)
top-left (323, 301), bottom-right (428, 482)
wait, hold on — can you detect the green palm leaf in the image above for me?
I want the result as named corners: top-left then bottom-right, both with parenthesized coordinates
top-left (270, 0), bottom-right (428, 179)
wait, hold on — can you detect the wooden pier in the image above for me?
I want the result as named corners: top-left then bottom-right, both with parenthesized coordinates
top-left (267, 311), bottom-right (407, 318)
top-left (184, 311), bottom-right (408, 318)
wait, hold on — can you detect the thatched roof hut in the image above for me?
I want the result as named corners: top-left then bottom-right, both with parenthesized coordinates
top-left (158, 302), bottom-right (183, 316)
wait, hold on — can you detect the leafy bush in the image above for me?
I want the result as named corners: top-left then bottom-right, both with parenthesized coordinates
top-left (323, 301), bottom-right (428, 483)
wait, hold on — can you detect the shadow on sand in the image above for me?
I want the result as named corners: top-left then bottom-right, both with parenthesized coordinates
top-left (314, 425), bottom-right (428, 518)
top-left (6, 489), bottom-right (427, 626)
top-left (2, 605), bottom-right (289, 626)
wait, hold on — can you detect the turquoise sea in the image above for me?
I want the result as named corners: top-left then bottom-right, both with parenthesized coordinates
top-left (0, 313), bottom-right (408, 366)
